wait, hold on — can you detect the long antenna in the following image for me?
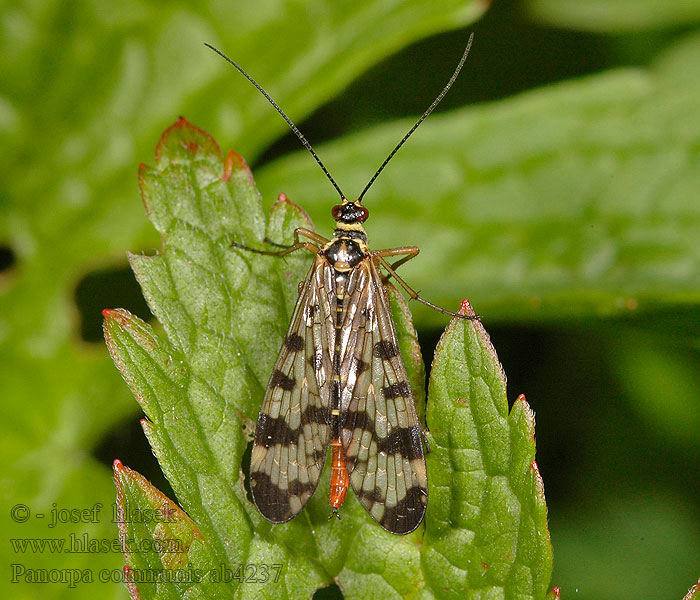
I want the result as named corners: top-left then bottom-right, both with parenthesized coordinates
top-left (357, 32), bottom-right (474, 203)
top-left (205, 43), bottom-right (346, 201)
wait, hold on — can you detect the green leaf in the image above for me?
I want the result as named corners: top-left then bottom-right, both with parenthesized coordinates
top-left (2, 4), bottom-right (485, 597)
top-left (255, 32), bottom-right (700, 326)
top-left (104, 119), bottom-right (324, 597)
top-left (113, 460), bottom-right (224, 599)
top-left (524, 0), bottom-right (700, 33)
top-left (425, 301), bottom-right (552, 599)
top-left (105, 119), bottom-right (553, 598)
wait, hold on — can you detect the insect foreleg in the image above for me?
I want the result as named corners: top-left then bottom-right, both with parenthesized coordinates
top-left (292, 227), bottom-right (330, 246)
top-left (261, 237), bottom-right (289, 249)
top-left (232, 227), bottom-right (328, 257)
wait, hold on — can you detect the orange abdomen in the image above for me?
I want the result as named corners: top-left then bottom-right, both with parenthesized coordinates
top-left (329, 439), bottom-right (349, 509)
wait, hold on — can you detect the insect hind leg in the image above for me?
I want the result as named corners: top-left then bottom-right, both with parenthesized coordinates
top-left (374, 251), bottom-right (480, 320)
top-left (382, 246), bottom-right (420, 276)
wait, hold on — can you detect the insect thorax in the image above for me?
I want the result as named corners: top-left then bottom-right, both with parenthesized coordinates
top-left (323, 233), bottom-right (368, 273)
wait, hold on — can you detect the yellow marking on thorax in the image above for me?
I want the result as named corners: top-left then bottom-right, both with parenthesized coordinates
top-left (335, 222), bottom-right (365, 233)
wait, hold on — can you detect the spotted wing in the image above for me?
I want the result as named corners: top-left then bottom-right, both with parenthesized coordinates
top-left (250, 255), bottom-right (335, 523)
top-left (339, 258), bottom-right (428, 534)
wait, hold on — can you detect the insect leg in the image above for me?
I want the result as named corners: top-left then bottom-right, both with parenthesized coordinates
top-left (422, 430), bottom-right (432, 454)
top-left (374, 253), bottom-right (479, 320)
top-left (374, 246), bottom-right (420, 280)
top-left (292, 228), bottom-right (329, 246)
top-left (262, 237), bottom-right (289, 249)
top-left (232, 227), bottom-right (328, 257)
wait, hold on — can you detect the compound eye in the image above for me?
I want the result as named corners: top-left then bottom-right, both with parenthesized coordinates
top-left (357, 205), bottom-right (369, 223)
top-left (331, 204), bottom-right (342, 221)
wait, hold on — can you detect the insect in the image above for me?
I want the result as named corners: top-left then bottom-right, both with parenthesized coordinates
top-left (206, 36), bottom-right (475, 534)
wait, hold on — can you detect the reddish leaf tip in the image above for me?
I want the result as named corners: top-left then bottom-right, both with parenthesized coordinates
top-left (113, 459), bottom-right (124, 471)
top-left (516, 392), bottom-right (527, 402)
top-left (155, 117), bottom-right (221, 161)
top-left (168, 116), bottom-right (192, 133)
top-left (102, 307), bottom-right (130, 327)
top-left (271, 192), bottom-right (313, 227)
top-left (457, 299), bottom-right (478, 318)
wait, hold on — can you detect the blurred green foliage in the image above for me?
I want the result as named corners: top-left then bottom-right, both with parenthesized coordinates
top-left (1, 0), bottom-right (699, 598)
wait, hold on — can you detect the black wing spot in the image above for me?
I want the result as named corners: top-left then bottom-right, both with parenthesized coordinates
top-left (373, 340), bottom-right (397, 360)
top-left (375, 425), bottom-right (423, 461)
top-left (255, 414), bottom-right (297, 446)
top-left (342, 410), bottom-right (374, 436)
top-left (255, 403), bottom-right (325, 448)
top-left (353, 357), bottom-right (369, 374)
top-left (250, 471), bottom-right (295, 523)
top-left (381, 381), bottom-right (411, 399)
top-left (357, 486), bottom-right (384, 506)
top-left (269, 369), bottom-right (296, 391)
top-left (284, 333), bottom-right (304, 351)
top-left (379, 485), bottom-right (427, 535)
